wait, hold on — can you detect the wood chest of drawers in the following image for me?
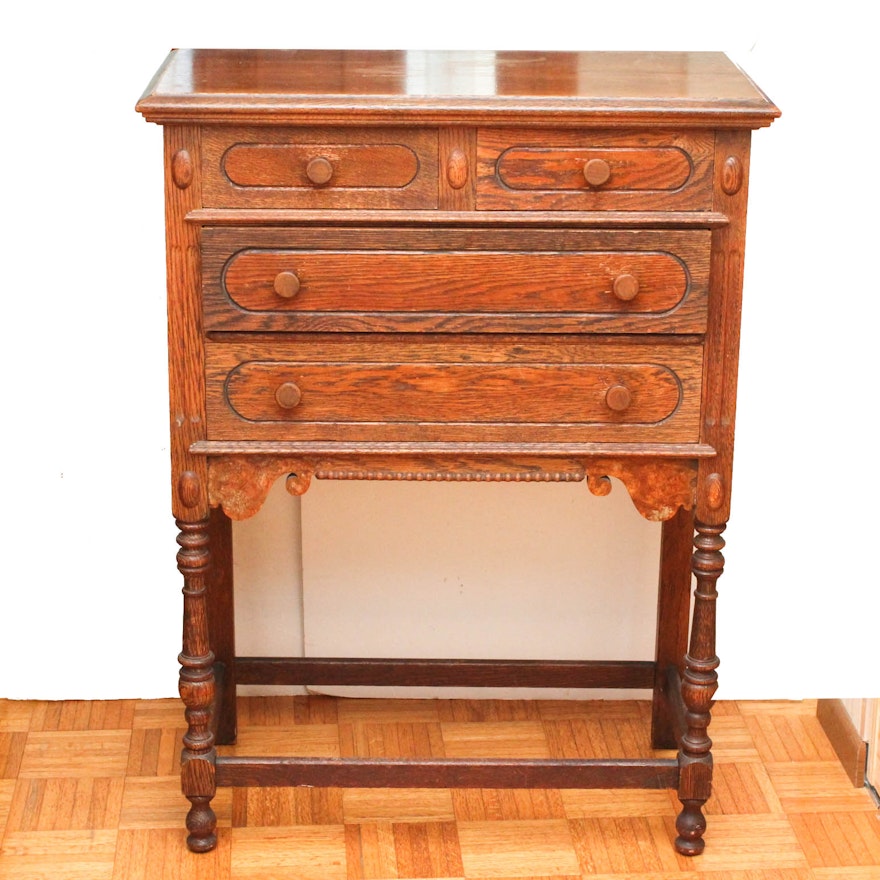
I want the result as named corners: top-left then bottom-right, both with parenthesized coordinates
top-left (137, 49), bottom-right (778, 855)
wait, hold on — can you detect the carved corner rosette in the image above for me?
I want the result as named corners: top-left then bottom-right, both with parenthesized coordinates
top-left (207, 453), bottom-right (697, 522)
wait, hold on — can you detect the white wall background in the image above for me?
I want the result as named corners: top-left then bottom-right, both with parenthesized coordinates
top-left (2, 2), bottom-right (876, 702)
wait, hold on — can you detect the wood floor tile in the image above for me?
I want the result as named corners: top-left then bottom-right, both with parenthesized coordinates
top-left (745, 713), bottom-right (838, 763)
top-left (538, 700), bottom-right (646, 721)
top-left (112, 828), bottom-right (232, 880)
top-left (6, 777), bottom-right (125, 831)
top-left (0, 733), bottom-right (27, 779)
top-left (570, 816), bottom-right (681, 874)
top-left (703, 762), bottom-right (783, 815)
top-left (457, 819), bottom-right (580, 877)
top-left (393, 821), bottom-right (463, 878)
top-left (232, 786), bottom-right (344, 827)
top-left (0, 701), bottom-right (36, 733)
top-left (452, 788), bottom-right (567, 821)
top-left (30, 700), bottom-right (136, 732)
top-left (231, 825), bottom-right (347, 880)
top-left (118, 776), bottom-right (233, 830)
top-left (235, 695), bottom-right (341, 727)
top-left (543, 717), bottom-right (652, 759)
top-left (341, 721), bottom-right (446, 759)
top-left (337, 699), bottom-right (441, 725)
top-left (126, 726), bottom-right (185, 778)
top-left (675, 815), bottom-right (808, 871)
top-left (813, 868), bottom-right (880, 879)
top-left (709, 714), bottom-right (762, 764)
top-left (346, 820), bottom-right (398, 879)
top-left (223, 724), bottom-right (340, 757)
top-left (441, 722), bottom-right (550, 759)
top-left (0, 779), bottom-right (15, 835)
top-left (1, 695), bottom-right (878, 878)
top-left (132, 699), bottom-right (185, 729)
top-left (438, 699), bottom-right (542, 722)
top-left (789, 811), bottom-right (880, 868)
top-left (343, 788), bottom-right (455, 824)
top-left (0, 829), bottom-right (117, 879)
top-left (766, 761), bottom-right (877, 812)
top-left (19, 731), bottom-right (131, 778)
top-left (737, 700), bottom-right (819, 716)
top-left (561, 788), bottom-right (675, 819)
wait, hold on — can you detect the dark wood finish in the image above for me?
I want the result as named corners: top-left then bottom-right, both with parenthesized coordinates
top-left (235, 657), bottom-right (656, 688)
top-left (137, 49), bottom-right (777, 856)
top-left (215, 756), bottom-right (679, 789)
top-left (207, 508), bottom-right (236, 745)
top-left (652, 507), bottom-right (695, 748)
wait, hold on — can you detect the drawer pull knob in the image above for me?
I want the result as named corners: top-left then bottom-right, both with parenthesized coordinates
top-left (275, 382), bottom-right (303, 410)
top-left (583, 158), bottom-right (611, 187)
top-left (305, 156), bottom-right (334, 186)
top-left (605, 384), bottom-right (632, 412)
top-left (273, 270), bottom-right (302, 299)
top-left (612, 273), bottom-right (640, 301)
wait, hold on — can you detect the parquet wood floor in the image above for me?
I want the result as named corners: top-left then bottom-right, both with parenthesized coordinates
top-left (1, 697), bottom-right (878, 879)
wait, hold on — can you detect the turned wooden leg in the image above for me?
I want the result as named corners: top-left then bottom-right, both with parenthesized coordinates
top-left (675, 519), bottom-right (724, 856)
top-left (176, 518), bottom-right (218, 853)
top-left (207, 508), bottom-right (237, 745)
top-left (652, 506), bottom-right (694, 749)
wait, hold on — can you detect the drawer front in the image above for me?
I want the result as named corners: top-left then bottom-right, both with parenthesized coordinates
top-left (202, 127), bottom-right (438, 209)
top-left (205, 338), bottom-right (703, 443)
top-left (476, 129), bottom-right (713, 211)
top-left (203, 228), bottom-right (710, 334)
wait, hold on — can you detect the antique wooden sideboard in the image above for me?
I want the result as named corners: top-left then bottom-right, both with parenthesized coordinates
top-left (136, 49), bottom-right (778, 855)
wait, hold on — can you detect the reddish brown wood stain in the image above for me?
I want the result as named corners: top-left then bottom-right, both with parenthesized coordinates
top-left (136, 49), bottom-right (778, 856)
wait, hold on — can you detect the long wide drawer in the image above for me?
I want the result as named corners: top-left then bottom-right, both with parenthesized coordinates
top-left (203, 228), bottom-right (710, 334)
top-left (205, 337), bottom-right (703, 443)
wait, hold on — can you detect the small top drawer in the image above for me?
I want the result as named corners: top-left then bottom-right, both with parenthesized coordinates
top-left (477, 129), bottom-right (713, 211)
top-left (202, 126), bottom-right (438, 209)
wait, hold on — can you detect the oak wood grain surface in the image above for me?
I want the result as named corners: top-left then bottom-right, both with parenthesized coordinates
top-left (136, 49), bottom-right (779, 856)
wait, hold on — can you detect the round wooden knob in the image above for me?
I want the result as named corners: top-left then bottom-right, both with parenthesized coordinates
top-left (605, 384), bottom-right (632, 412)
top-left (275, 382), bottom-right (303, 410)
top-left (305, 156), bottom-right (334, 186)
top-left (583, 158), bottom-right (611, 187)
top-left (612, 273), bottom-right (639, 301)
top-left (273, 270), bottom-right (301, 299)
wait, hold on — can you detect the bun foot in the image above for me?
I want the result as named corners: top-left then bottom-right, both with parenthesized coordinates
top-left (185, 796), bottom-right (218, 852)
top-left (674, 800), bottom-right (707, 856)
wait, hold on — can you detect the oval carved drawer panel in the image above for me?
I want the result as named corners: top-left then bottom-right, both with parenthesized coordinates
top-left (476, 129), bottom-right (713, 211)
top-left (203, 227), bottom-right (711, 334)
top-left (226, 361), bottom-right (682, 424)
top-left (223, 250), bottom-right (690, 314)
top-left (201, 126), bottom-right (438, 209)
top-left (497, 147), bottom-right (692, 192)
top-left (223, 144), bottom-right (419, 189)
top-left (205, 339), bottom-right (703, 444)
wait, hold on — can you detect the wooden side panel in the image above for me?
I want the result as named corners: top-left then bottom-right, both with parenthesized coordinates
top-left (164, 126), bottom-right (208, 520)
top-left (697, 131), bottom-right (751, 523)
